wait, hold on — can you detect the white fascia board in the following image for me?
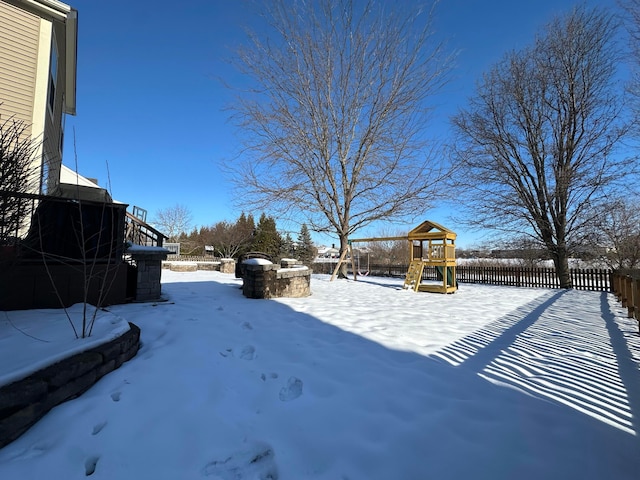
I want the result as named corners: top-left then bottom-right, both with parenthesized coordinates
top-left (8, 0), bottom-right (71, 22)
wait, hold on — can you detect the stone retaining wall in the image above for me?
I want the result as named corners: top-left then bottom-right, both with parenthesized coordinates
top-left (0, 323), bottom-right (141, 448)
top-left (163, 259), bottom-right (236, 273)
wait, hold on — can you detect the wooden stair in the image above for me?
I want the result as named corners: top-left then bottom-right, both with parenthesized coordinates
top-left (125, 211), bottom-right (166, 247)
top-left (403, 260), bottom-right (424, 291)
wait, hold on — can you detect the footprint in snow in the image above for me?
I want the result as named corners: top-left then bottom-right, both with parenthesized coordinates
top-left (260, 372), bottom-right (279, 381)
top-left (85, 455), bottom-right (100, 476)
top-left (219, 346), bottom-right (256, 360)
top-left (91, 421), bottom-right (107, 435)
top-left (202, 442), bottom-right (277, 479)
top-left (242, 321), bottom-right (253, 330)
top-left (110, 392), bottom-right (121, 402)
top-left (279, 377), bottom-right (303, 402)
top-left (239, 345), bottom-right (256, 360)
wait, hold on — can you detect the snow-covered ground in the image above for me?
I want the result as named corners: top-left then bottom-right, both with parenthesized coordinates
top-left (0, 271), bottom-right (639, 479)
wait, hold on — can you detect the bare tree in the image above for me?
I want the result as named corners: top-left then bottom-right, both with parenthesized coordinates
top-left (451, 6), bottom-right (631, 288)
top-left (209, 219), bottom-right (255, 259)
top-left (363, 229), bottom-right (409, 275)
top-left (153, 204), bottom-right (193, 242)
top-left (621, 0), bottom-right (640, 124)
top-left (0, 114), bottom-right (40, 244)
top-left (227, 0), bottom-right (453, 271)
top-left (588, 199), bottom-right (640, 269)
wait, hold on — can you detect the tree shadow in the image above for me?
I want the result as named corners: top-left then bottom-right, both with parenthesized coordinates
top-left (147, 276), bottom-right (640, 479)
top-left (2, 275), bottom-right (639, 480)
top-left (432, 288), bottom-right (640, 439)
top-left (600, 292), bottom-right (640, 436)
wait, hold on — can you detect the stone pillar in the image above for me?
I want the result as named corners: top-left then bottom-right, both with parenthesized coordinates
top-left (127, 247), bottom-right (170, 302)
top-left (242, 263), bottom-right (278, 299)
top-left (220, 258), bottom-right (235, 274)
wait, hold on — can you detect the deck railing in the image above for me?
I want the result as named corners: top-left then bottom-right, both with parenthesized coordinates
top-left (0, 190), bottom-right (127, 262)
top-left (124, 211), bottom-right (166, 247)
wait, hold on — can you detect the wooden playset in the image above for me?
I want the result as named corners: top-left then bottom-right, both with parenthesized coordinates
top-left (330, 220), bottom-right (457, 293)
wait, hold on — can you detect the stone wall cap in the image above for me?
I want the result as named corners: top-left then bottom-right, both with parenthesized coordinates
top-left (245, 263), bottom-right (278, 271)
top-left (280, 258), bottom-right (303, 268)
top-left (243, 258), bottom-right (273, 266)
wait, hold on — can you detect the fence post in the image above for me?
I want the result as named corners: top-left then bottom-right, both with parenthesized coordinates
top-left (622, 275), bottom-right (631, 310)
top-left (631, 277), bottom-right (638, 320)
top-left (633, 278), bottom-right (640, 333)
top-left (613, 272), bottom-right (622, 300)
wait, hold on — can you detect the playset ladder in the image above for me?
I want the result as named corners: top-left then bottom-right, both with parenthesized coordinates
top-left (403, 260), bottom-right (424, 291)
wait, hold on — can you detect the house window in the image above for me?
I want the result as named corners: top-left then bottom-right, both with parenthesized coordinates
top-left (60, 97), bottom-right (65, 154)
top-left (47, 37), bottom-right (58, 116)
top-left (41, 152), bottom-right (51, 194)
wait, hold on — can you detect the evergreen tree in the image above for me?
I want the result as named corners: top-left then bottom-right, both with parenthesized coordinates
top-left (297, 223), bottom-right (316, 266)
top-left (251, 213), bottom-right (282, 258)
top-left (280, 232), bottom-right (295, 259)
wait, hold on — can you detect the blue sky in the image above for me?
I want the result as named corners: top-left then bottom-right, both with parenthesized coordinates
top-left (64, 0), bottom-right (619, 248)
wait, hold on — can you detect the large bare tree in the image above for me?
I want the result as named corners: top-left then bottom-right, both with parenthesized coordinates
top-left (451, 6), bottom-right (631, 288)
top-left (153, 204), bottom-right (193, 242)
top-left (621, 0), bottom-right (640, 120)
top-left (588, 199), bottom-right (640, 269)
top-left (228, 0), bottom-right (452, 264)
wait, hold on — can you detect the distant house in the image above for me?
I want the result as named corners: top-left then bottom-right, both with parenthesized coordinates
top-left (316, 245), bottom-right (340, 259)
top-left (0, 0), bottom-right (77, 194)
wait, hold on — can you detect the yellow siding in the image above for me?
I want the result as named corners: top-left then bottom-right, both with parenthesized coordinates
top-left (0, 1), bottom-right (40, 133)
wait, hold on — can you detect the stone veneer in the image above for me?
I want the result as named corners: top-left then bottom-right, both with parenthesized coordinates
top-left (242, 259), bottom-right (311, 299)
top-left (128, 248), bottom-right (170, 302)
top-left (0, 323), bottom-right (141, 448)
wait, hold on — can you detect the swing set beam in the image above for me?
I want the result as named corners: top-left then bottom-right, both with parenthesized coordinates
top-left (349, 236), bottom-right (407, 244)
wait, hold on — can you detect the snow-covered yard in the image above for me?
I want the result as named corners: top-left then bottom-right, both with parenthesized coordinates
top-left (0, 271), bottom-right (639, 479)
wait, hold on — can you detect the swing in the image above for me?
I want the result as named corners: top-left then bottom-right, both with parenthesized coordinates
top-left (357, 252), bottom-right (370, 276)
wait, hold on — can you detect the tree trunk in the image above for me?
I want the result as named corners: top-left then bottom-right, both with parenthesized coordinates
top-left (552, 246), bottom-right (572, 289)
top-left (338, 234), bottom-right (350, 279)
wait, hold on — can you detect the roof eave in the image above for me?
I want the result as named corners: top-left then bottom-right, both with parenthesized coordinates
top-left (5, 0), bottom-right (71, 22)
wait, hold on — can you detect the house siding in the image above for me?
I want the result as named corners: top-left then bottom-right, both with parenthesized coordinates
top-left (0, 1), bottom-right (40, 135)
